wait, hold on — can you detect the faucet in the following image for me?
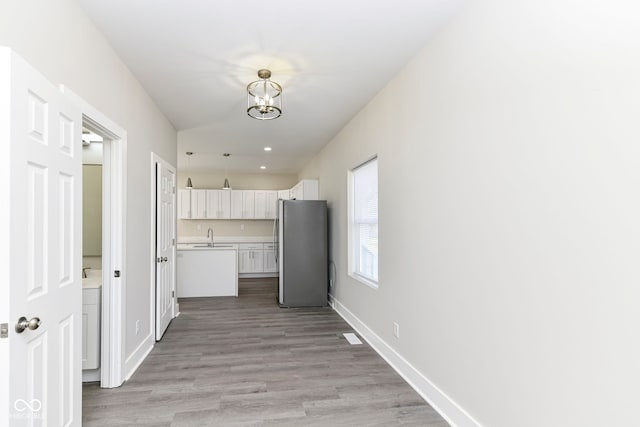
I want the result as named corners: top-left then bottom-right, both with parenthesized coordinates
top-left (82, 267), bottom-right (90, 278)
top-left (207, 228), bottom-right (214, 247)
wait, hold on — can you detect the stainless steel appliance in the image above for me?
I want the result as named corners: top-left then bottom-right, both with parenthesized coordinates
top-left (273, 200), bottom-right (328, 307)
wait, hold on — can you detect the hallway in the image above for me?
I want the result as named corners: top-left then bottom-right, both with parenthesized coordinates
top-left (83, 279), bottom-right (448, 426)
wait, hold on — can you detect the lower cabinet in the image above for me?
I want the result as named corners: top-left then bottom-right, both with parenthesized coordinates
top-left (238, 243), bottom-right (264, 273)
top-left (264, 244), bottom-right (278, 273)
top-left (238, 243), bottom-right (278, 275)
top-left (82, 287), bottom-right (101, 370)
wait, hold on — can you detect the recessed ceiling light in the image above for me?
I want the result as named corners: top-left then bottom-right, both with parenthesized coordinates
top-left (260, 165), bottom-right (266, 170)
top-left (264, 147), bottom-right (272, 152)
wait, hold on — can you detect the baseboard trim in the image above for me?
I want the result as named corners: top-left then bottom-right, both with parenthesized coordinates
top-left (329, 295), bottom-right (481, 427)
top-left (123, 333), bottom-right (154, 381)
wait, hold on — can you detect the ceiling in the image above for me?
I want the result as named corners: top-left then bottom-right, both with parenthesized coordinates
top-left (78, 0), bottom-right (462, 173)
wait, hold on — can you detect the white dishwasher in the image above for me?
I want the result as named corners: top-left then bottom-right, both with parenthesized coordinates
top-left (177, 248), bottom-right (238, 297)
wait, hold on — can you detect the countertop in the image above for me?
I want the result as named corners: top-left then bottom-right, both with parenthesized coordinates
top-left (178, 236), bottom-right (276, 244)
top-left (82, 270), bottom-right (102, 289)
top-left (177, 243), bottom-right (238, 251)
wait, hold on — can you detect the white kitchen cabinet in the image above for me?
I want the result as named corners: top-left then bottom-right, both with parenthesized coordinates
top-left (265, 191), bottom-right (278, 219)
top-left (254, 191), bottom-right (278, 219)
top-left (263, 243), bottom-right (278, 273)
top-left (290, 179), bottom-right (319, 200)
top-left (254, 191), bottom-right (267, 219)
top-left (82, 287), bottom-right (101, 370)
top-left (206, 189), bottom-right (231, 219)
top-left (238, 243), bottom-right (264, 273)
top-left (177, 248), bottom-right (238, 297)
top-left (178, 189), bottom-right (191, 219)
top-left (190, 189), bottom-right (207, 219)
top-left (231, 190), bottom-right (255, 219)
top-left (278, 189), bottom-right (290, 201)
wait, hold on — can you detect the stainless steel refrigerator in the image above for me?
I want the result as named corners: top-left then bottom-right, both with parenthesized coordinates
top-left (274, 200), bottom-right (328, 307)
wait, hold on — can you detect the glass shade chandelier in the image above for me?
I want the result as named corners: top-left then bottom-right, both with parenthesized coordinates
top-left (247, 69), bottom-right (282, 120)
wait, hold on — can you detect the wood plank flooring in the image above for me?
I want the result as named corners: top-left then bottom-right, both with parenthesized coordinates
top-left (83, 278), bottom-right (449, 426)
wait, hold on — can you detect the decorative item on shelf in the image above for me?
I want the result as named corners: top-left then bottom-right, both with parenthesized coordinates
top-left (223, 153), bottom-right (232, 190)
top-left (247, 69), bottom-right (282, 120)
top-left (185, 152), bottom-right (194, 189)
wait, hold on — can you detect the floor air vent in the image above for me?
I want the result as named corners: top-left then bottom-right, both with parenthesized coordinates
top-left (343, 332), bottom-right (362, 345)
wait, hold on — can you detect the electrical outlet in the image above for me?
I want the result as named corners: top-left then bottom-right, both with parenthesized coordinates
top-left (135, 320), bottom-right (140, 335)
top-left (393, 322), bottom-right (400, 339)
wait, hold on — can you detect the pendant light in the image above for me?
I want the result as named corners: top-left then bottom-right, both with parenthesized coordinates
top-left (222, 153), bottom-right (231, 190)
top-left (247, 69), bottom-right (282, 120)
top-left (185, 152), bottom-right (193, 189)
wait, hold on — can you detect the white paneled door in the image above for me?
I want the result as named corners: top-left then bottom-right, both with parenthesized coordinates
top-left (155, 160), bottom-right (176, 340)
top-left (0, 49), bottom-right (82, 425)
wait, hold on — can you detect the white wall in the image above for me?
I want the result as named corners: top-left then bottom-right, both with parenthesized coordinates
top-left (300, 1), bottom-right (640, 426)
top-left (0, 1), bottom-right (177, 374)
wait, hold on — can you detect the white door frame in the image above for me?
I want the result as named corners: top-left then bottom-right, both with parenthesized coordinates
top-left (60, 86), bottom-right (127, 389)
top-left (150, 153), bottom-right (179, 338)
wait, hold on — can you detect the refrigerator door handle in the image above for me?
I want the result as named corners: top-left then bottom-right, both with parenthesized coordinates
top-left (273, 210), bottom-right (279, 263)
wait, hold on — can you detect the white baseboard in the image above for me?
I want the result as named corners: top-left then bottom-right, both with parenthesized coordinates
top-left (123, 333), bottom-right (154, 381)
top-left (329, 295), bottom-right (481, 427)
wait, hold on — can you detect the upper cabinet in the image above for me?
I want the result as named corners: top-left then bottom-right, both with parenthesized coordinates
top-left (178, 180), bottom-right (318, 220)
top-left (178, 189), bottom-right (191, 219)
top-left (191, 189), bottom-right (207, 219)
top-left (206, 189), bottom-right (231, 219)
top-left (231, 190), bottom-right (255, 219)
top-left (254, 191), bottom-right (278, 219)
top-left (290, 179), bottom-right (318, 201)
top-left (278, 189), bottom-right (290, 201)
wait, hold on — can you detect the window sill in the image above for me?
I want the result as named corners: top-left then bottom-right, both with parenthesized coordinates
top-left (349, 273), bottom-right (378, 289)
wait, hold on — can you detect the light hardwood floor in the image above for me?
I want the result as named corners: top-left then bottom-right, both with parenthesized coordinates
top-left (83, 278), bottom-right (449, 426)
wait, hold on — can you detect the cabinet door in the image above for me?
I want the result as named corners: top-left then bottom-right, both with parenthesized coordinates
top-left (251, 250), bottom-right (264, 272)
top-left (219, 190), bottom-right (231, 219)
top-left (254, 191), bottom-right (267, 219)
top-left (206, 189), bottom-right (219, 219)
top-left (265, 191), bottom-right (278, 219)
top-left (178, 189), bottom-right (191, 219)
top-left (264, 249), bottom-right (277, 272)
top-left (191, 189), bottom-right (207, 219)
top-left (290, 182), bottom-right (302, 200)
top-left (278, 189), bottom-right (290, 201)
top-left (238, 250), bottom-right (252, 273)
top-left (242, 191), bottom-right (255, 218)
top-left (230, 190), bottom-right (243, 219)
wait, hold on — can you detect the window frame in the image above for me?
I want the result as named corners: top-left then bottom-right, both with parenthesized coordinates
top-left (347, 156), bottom-right (379, 289)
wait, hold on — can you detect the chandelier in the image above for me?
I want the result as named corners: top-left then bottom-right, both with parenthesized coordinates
top-left (247, 69), bottom-right (282, 120)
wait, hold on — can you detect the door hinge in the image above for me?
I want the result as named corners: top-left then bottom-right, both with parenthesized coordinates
top-left (172, 290), bottom-right (175, 298)
top-left (172, 238), bottom-right (176, 245)
top-left (114, 270), bottom-right (121, 278)
top-left (0, 323), bottom-right (8, 338)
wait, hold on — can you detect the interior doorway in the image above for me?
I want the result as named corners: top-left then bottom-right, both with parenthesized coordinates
top-left (62, 86), bottom-right (128, 389)
top-left (151, 154), bottom-right (178, 341)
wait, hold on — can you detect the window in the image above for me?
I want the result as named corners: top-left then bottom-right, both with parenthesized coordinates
top-left (349, 157), bottom-right (378, 287)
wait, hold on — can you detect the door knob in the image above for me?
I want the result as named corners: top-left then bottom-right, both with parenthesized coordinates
top-left (15, 316), bottom-right (41, 333)
top-left (163, 257), bottom-right (168, 262)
